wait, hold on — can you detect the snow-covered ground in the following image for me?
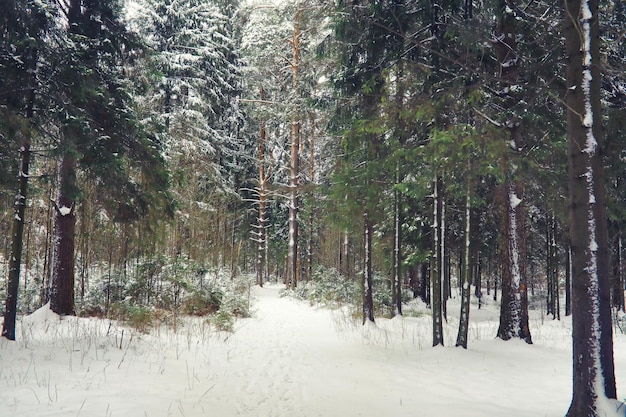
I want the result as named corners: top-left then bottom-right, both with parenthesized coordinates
top-left (1, 284), bottom-right (625, 417)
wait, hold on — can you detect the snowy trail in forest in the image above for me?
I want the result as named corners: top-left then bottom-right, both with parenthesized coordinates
top-left (2, 283), bottom-right (626, 417)
top-left (210, 284), bottom-right (387, 417)
top-left (181, 284), bottom-right (574, 417)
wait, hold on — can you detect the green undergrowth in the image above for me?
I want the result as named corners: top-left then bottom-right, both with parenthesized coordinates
top-left (76, 259), bottom-right (253, 333)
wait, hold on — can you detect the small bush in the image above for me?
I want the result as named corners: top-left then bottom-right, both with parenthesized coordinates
top-left (181, 289), bottom-right (223, 316)
top-left (213, 309), bottom-right (234, 332)
top-left (126, 305), bottom-right (155, 332)
top-left (109, 303), bottom-right (155, 332)
top-left (288, 266), bottom-right (359, 307)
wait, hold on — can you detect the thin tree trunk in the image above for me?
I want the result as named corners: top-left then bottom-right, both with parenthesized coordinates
top-left (307, 113), bottom-right (316, 282)
top-left (551, 214), bottom-right (560, 320)
top-left (432, 176), bottom-right (444, 346)
top-left (565, 245), bottom-right (572, 317)
top-left (42, 181), bottom-right (54, 305)
top-left (3, 58), bottom-right (36, 337)
top-left (287, 15), bottom-right (301, 289)
top-left (456, 178), bottom-right (472, 348)
top-left (441, 195), bottom-right (447, 321)
top-left (341, 230), bottom-right (350, 279)
top-left (611, 228), bottom-right (624, 312)
top-left (420, 262), bottom-right (430, 305)
top-left (363, 212), bottom-right (375, 324)
top-left (255, 98), bottom-right (268, 287)
top-left (392, 162), bottom-right (402, 316)
top-left (547, 213), bottom-right (553, 317)
top-left (2, 142), bottom-right (31, 340)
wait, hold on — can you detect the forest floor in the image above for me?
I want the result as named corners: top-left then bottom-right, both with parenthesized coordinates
top-left (1, 283), bottom-right (626, 417)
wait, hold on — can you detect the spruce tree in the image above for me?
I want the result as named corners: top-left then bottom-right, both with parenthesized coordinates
top-left (47, 0), bottom-right (170, 315)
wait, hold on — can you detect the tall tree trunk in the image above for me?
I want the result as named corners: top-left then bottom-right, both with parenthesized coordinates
top-left (565, 245), bottom-right (572, 317)
top-left (255, 90), bottom-right (268, 287)
top-left (456, 177), bottom-right (472, 348)
top-left (547, 212), bottom-right (559, 319)
top-left (441, 196), bottom-right (448, 321)
top-left (341, 229), bottom-right (350, 279)
top-left (392, 162), bottom-right (402, 316)
top-left (42, 182), bottom-right (54, 304)
top-left (363, 212), bottom-right (375, 324)
top-left (611, 227), bottom-right (624, 312)
top-left (420, 262), bottom-right (430, 305)
top-left (2, 34), bottom-right (37, 338)
top-left (306, 112), bottom-right (316, 282)
top-left (565, 0), bottom-right (618, 413)
top-left (432, 176), bottom-right (444, 346)
top-left (287, 15), bottom-right (301, 289)
top-left (2, 142), bottom-right (31, 340)
top-left (493, 0), bottom-right (531, 344)
top-left (50, 151), bottom-right (77, 316)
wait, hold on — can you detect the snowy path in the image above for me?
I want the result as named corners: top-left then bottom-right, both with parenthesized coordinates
top-left (2, 284), bottom-right (626, 417)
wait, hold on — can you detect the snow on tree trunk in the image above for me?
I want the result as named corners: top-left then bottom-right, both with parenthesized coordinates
top-left (306, 112), bottom-right (316, 283)
top-left (565, 0), bottom-right (618, 414)
top-left (497, 182), bottom-right (531, 343)
top-left (392, 162), bottom-right (402, 317)
top-left (432, 176), bottom-right (444, 346)
top-left (255, 118), bottom-right (268, 288)
top-left (50, 152), bottom-right (77, 316)
top-left (287, 16), bottom-right (301, 290)
top-left (493, 0), bottom-right (531, 344)
top-left (363, 211), bottom-right (375, 324)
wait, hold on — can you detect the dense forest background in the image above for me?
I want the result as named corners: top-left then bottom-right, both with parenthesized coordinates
top-left (0, 0), bottom-right (624, 340)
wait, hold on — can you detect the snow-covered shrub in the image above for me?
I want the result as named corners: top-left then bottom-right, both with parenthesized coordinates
top-left (218, 274), bottom-right (254, 318)
top-left (286, 267), bottom-right (412, 318)
top-left (73, 256), bottom-right (253, 332)
top-left (181, 288), bottom-right (223, 316)
top-left (155, 260), bottom-right (195, 312)
top-left (289, 266), bottom-right (359, 307)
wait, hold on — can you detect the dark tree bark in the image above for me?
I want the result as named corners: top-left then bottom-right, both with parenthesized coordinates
top-left (2, 142), bottom-right (31, 340)
top-left (420, 262), bottom-right (430, 305)
top-left (50, 151), bottom-right (77, 316)
top-left (1, 0), bottom-right (41, 340)
top-left (565, 245), bottom-right (572, 317)
top-left (456, 181), bottom-right (472, 348)
top-left (610, 228), bottom-right (624, 312)
top-left (565, 0), bottom-right (618, 414)
top-left (547, 212), bottom-right (560, 319)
